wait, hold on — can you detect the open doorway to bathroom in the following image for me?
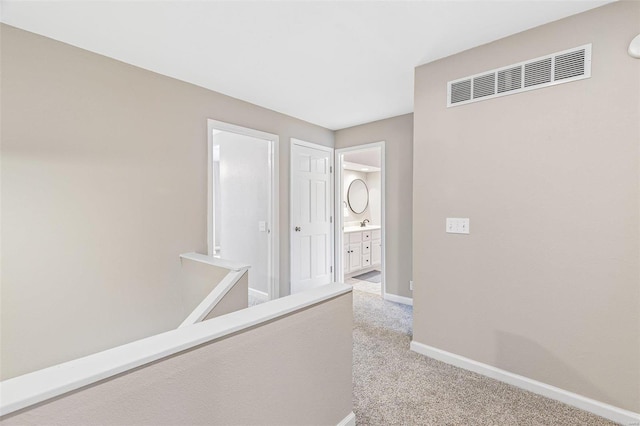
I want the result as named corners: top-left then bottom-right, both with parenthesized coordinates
top-left (335, 142), bottom-right (384, 296)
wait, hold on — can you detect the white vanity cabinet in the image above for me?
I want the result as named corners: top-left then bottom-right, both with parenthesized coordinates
top-left (344, 227), bottom-right (382, 275)
top-left (371, 229), bottom-right (382, 266)
top-left (346, 244), bottom-right (362, 271)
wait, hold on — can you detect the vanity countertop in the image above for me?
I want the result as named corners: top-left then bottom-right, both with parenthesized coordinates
top-left (344, 225), bottom-right (381, 233)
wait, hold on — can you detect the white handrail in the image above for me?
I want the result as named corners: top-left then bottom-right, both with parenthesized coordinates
top-left (179, 252), bottom-right (251, 327)
top-left (180, 252), bottom-right (250, 272)
top-left (0, 283), bottom-right (352, 417)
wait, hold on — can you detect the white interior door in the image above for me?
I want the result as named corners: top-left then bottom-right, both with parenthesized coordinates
top-left (291, 141), bottom-right (333, 294)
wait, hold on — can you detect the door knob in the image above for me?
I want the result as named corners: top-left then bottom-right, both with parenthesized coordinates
top-left (295, 226), bottom-right (301, 232)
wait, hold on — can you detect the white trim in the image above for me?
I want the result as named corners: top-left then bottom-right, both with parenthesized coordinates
top-left (336, 411), bottom-right (356, 426)
top-left (179, 269), bottom-right (248, 327)
top-left (383, 293), bottom-right (413, 306)
top-left (180, 252), bottom-right (250, 272)
top-left (0, 283), bottom-right (352, 417)
top-left (207, 119), bottom-right (279, 301)
top-left (335, 142), bottom-right (386, 295)
top-left (334, 154), bottom-right (343, 282)
top-left (248, 287), bottom-right (269, 302)
top-left (291, 138), bottom-right (334, 153)
top-left (410, 341), bottom-right (640, 425)
top-left (270, 133), bottom-right (280, 300)
top-left (290, 138), bottom-right (335, 294)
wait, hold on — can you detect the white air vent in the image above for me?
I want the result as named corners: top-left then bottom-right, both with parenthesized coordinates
top-left (451, 80), bottom-right (471, 104)
top-left (473, 73), bottom-right (495, 98)
top-left (447, 44), bottom-right (591, 107)
top-left (524, 58), bottom-right (552, 87)
top-left (497, 66), bottom-right (522, 93)
top-left (554, 49), bottom-right (586, 80)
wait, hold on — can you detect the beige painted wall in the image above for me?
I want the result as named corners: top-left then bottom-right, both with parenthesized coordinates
top-left (413, 1), bottom-right (639, 412)
top-left (0, 24), bottom-right (333, 379)
top-left (204, 272), bottom-right (249, 320)
top-left (0, 293), bottom-right (353, 425)
top-left (335, 113), bottom-right (414, 298)
top-left (179, 258), bottom-right (232, 318)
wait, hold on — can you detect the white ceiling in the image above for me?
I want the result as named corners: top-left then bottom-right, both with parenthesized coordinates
top-left (0, 0), bottom-right (612, 130)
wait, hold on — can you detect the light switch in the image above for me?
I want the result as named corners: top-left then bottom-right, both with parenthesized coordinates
top-left (446, 218), bottom-right (456, 233)
top-left (460, 218), bottom-right (469, 234)
top-left (259, 221), bottom-right (267, 232)
top-left (446, 218), bottom-right (470, 234)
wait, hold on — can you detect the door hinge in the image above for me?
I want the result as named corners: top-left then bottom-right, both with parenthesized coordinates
top-left (330, 166), bottom-right (333, 173)
top-left (330, 215), bottom-right (333, 223)
top-left (330, 266), bottom-right (333, 273)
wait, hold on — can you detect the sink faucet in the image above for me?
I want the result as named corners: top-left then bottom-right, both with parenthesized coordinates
top-left (360, 219), bottom-right (370, 227)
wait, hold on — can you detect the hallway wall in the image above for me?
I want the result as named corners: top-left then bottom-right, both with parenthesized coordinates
top-left (0, 24), bottom-right (333, 379)
top-left (412, 1), bottom-right (639, 412)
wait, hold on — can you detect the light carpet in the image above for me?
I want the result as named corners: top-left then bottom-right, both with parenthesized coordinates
top-left (352, 287), bottom-right (615, 425)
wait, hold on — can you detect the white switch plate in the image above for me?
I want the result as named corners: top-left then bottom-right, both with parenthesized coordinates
top-left (446, 218), bottom-right (470, 234)
top-left (409, 280), bottom-right (414, 291)
top-left (259, 221), bottom-right (267, 232)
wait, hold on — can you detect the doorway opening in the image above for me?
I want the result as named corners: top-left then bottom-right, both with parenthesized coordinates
top-left (335, 142), bottom-right (385, 296)
top-left (207, 119), bottom-right (279, 303)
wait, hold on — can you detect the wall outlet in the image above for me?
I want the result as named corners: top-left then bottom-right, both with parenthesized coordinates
top-left (409, 280), bottom-right (414, 291)
top-left (446, 218), bottom-right (470, 234)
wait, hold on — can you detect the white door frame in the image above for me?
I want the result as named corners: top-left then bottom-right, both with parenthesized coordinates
top-left (290, 138), bottom-right (334, 293)
top-left (335, 141), bottom-right (386, 293)
top-left (207, 119), bottom-right (280, 300)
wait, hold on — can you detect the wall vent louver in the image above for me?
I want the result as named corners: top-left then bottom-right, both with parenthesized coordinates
top-left (450, 80), bottom-right (471, 104)
top-left (554, 49), bottom-right (586, 80)
top-left (497, 66), bottom-right (522, 93)
top-left (473, 73), bottom-right (496, 98)
top-left (447, 44), bottom-right (591, 107)
top-left (524, 58), bottom-right (552, 87)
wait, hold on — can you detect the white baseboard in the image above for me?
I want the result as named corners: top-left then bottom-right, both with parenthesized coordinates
top-left (336, 411), bottom-right (355, 426)
top-left (410, 341), bottom-right (640, 425)
top-left (248, 288), bottom-right (268, 302)
top-left (383, 292), bottom-right (413, 306)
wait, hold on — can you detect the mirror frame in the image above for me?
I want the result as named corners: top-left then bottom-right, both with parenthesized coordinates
top-left (347, 178), bottom-right (369, 214)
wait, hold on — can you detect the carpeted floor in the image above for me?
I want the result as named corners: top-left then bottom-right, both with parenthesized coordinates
top-left (351, 286), bottom-right (615, 426)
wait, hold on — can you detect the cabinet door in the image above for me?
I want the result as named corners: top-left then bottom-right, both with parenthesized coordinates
top-left (349, 244), bottom-right (362, 271)
top-left (372, 240), bottom-right (381, 265)
top-left (343, 245), bottom-right (351, 273)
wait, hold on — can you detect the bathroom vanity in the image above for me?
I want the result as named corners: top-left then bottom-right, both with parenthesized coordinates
top-left (343, 225), bottom-right (381, 275)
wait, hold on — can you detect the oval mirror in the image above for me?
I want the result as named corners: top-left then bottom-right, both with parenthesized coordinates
top-left (347, 179), bottom-right (369, 214)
